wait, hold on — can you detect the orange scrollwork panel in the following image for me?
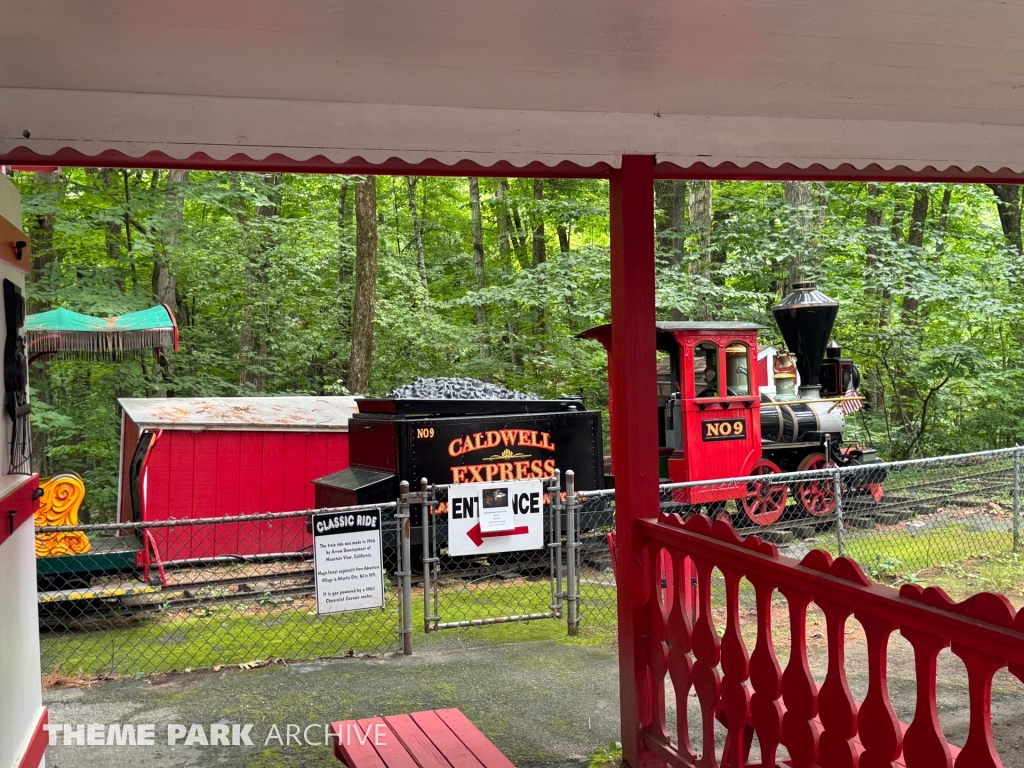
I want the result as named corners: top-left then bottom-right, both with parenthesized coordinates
top-left (34, 473), bottom-right (90, 557)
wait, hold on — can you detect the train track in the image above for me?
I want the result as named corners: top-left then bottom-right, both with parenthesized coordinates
top-left (38, 466), bottom-right (1013, 627)
top-left (645, 465), bottom-right (1015, 539)
top-left (37, 568), bottom-right (318, 628)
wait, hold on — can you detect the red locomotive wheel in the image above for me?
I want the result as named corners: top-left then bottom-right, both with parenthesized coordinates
top-left (738, 459), bottom-right (788, 526)
top-left (795, 452), bottom-right (836, 516)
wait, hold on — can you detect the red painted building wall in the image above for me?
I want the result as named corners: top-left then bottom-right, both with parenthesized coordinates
top-left (119, 414), bottom-right (350, 562)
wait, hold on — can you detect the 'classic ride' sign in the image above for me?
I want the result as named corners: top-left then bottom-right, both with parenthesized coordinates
top-left (312, 509), bottom-right (385, 614)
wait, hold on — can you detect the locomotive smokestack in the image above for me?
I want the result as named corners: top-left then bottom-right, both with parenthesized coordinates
top-left (772, 281), bottom-right (839, 399)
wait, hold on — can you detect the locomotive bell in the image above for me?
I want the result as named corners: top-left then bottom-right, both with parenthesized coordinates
top-left (772, 281), bottom-right (839, 400)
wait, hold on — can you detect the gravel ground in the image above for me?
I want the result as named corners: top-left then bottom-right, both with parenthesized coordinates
top-left (43, 639), bottom-right (620, 768)
top-left (41, 628), bottom-right (1024, 767)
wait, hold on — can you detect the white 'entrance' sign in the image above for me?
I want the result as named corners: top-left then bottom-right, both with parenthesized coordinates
top-left (448, 479), bottom-right (545, 557)
top-left (313, 509), bottom-right (385, 614)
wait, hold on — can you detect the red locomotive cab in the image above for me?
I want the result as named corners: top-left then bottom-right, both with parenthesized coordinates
top-left (663, 323), bottom-right (765, 505)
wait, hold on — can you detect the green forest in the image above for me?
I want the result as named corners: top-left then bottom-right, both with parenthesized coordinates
top-left (9, 169), bottom-right (1024, 519)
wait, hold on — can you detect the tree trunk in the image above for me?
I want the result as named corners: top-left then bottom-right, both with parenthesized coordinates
top-left (864, 183), bottom-right (883, 272)
top-left (556, 224), bottom-right (570, 253)
top-left (335, 179), bottom-right (353, 383)
top-left (99, 168), bottom-right (126, 292)
top-left (671, 181), bottom-right (687, 263)
top-left (665, 181), bottom-right (688, 320)
top-left (509, 184), bottom-right (529, 257)
top-left (936, 187), bottom-right (952, 254)
top-left (901, 187), bottom-right (929, 318)
top-left (494, 180), bottom-right (523, 364)
top-left (347, 176), bottom-right (378, 394)
top-left (155, 170), bottom-right (188, 319)
top-left (907, 187), bottom-right (929, 249)
top-left (27, 170), bottom-right (61, 314)
top-left (988, 184), bottom-right (1022, 254)
top-left (338, 178), bottom-right (350, 234)
top-left (239, 173), bottom-right (282, 393)
top-left (468, 177), bottom-right (488, 354)
top-left (864, 184), bottom-right (892, 313)
top-left (688, 181), bottom-right (712, 263)
top-left (532, 179), bottom-right (546, 267)
top-left (406, 176), bottom-right (428, 294)
top-left (26, 170), bottom-right (61, 474)
top-left (122, 170), bottom-right (139, 290)
top-left (495, 180), bottom-right (514, 261)
top-left (688, 181), bottom-right (713, 319)
top-left (782, 181), bottom-right (816, 296)
top-left (152, 169), bottom-right (190, 396)
top-left (862, 183), bottom-right (886, 411)
top-left (900, 188), bottom-right (931, 423)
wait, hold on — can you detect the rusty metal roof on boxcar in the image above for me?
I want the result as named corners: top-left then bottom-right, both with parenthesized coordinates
top-left (118, 397), bottom-right (358, 432)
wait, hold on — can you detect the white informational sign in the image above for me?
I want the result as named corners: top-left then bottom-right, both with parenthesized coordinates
top-left (313, 509), bottom-right (385, 615)
top-left (448, 479), bottom-right (545, 557)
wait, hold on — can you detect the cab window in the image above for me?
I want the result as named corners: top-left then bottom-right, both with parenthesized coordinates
top-left (725, 342), bottom-right (751, 396)
top-left (694, 342), bottom-right (720, 398)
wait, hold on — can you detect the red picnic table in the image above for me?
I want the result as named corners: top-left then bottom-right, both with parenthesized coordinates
top-left (331, 708), bottom-right (516, 768)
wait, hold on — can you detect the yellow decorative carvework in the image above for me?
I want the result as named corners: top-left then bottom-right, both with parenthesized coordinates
top-left (35, 473), bottom-right (91, 557)
top-left (482, 449), bottom-right (531, 461)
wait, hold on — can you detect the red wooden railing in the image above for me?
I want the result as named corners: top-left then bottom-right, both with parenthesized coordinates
top-left (631, 513), bottom-right (1024, 768)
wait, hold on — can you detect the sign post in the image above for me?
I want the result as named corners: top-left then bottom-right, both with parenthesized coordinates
top-left (313, 509), bottom-right (385, 615)
top-left (448, 479), bottom-right (545, 557)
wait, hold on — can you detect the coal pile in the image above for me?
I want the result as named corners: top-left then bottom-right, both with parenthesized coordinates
top-left (385, 377), bottom-right (541, 401)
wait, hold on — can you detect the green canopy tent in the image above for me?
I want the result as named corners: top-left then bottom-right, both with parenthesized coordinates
top-left (25, 305), bottom-right (179, 362)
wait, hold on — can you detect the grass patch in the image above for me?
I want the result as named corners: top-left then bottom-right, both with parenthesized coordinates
top-left (41, 578), bottom-right (619, 679)
top-left (920, 551), bottom-right (1024, 603)
top-left (817, 524), bottom-right (1012, 576)
top-left (44, 521), bottom-right (1020, 680)
top-left (41, 595), bottom-right (402, 678)
top-left (589, 742), bottom-right (624, 768)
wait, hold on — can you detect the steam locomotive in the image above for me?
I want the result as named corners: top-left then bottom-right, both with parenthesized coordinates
top-left (582, 280), bottom-right (880, 525)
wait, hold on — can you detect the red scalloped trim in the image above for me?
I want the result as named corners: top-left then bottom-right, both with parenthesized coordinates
top-left (796, 549), bottom-right (870, 586)
top-left (660, 512), bottom-right (779, 559)
top-left (901, 583), bottom-right (1017, 628)
top-left (0, 147), bottom-right (613, 178)
top-left (7, 147), bottom-right (1024, 183)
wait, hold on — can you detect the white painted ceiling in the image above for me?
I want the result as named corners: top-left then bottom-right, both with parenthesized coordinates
top-left (3, 0), bottom-right (1024, 172)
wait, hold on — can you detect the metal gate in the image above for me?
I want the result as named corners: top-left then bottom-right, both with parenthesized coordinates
top-left (403, 474), bottom-right (576, 633)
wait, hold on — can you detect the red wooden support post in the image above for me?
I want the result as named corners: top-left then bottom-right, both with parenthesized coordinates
top-left (610, 155), bottom-right (661, 767)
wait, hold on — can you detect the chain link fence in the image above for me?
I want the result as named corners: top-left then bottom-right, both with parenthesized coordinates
top-left (575, 486), bottom-right (618, 632)
top-left (655, 448), bottom-right (1020, 586)
top-left (36, 504), bottom-right (404, 678)
top-left (413, 477), bottom-right (567, 633)
top-left (573, 446), bottom-right (1024, 635)
top-left (36, 447), bottom-right (1023, 679)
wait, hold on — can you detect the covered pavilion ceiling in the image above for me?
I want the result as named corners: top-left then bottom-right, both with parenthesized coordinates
top-left (3, 0), bottom-right (1024, 177)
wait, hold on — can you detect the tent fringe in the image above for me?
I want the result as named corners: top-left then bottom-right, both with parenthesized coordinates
top-left (25, 329), bottom-right (174, 355)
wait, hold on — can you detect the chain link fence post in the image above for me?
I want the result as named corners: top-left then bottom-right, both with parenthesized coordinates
top-left (565, 470), bottom-right (579, 636)
top-left (1014, 446), bottom-right (1022, 553)
top-left (420, 478), bottom-right (438, 633)
top-left (832, 467), bottom-right (845, 558)
top-left (397, 481), bottom-right (413, 655)
top-left (549, 469), bottom-right (564, 619)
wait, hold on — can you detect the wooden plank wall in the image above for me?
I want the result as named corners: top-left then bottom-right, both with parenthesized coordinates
top-left (133, 429), bottom-right (349, 561)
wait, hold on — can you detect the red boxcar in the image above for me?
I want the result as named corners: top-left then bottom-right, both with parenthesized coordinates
top-left (117, 397), bottom-right (356, 563)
